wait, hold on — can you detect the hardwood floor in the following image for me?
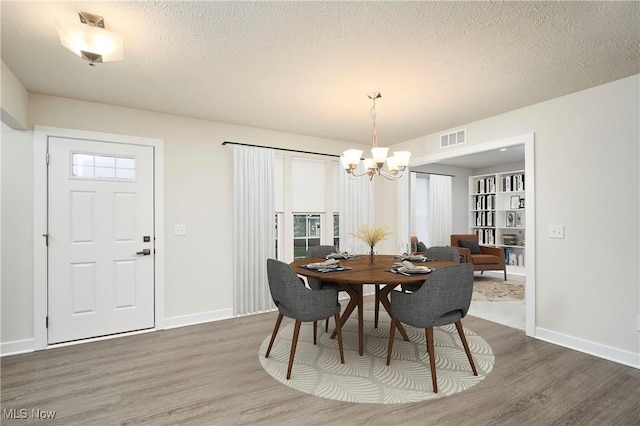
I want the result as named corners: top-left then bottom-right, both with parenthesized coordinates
top-left (2, 296), bottom-right (639, 425)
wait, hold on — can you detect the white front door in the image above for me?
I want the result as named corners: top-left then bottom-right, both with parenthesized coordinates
top-left (47, 137), bottom-right (155, 344)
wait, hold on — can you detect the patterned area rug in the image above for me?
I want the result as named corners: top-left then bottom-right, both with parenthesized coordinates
top-left (472, 276), bottom-right (525, 301)
top-left (258, 311), bottom-right (494, 404)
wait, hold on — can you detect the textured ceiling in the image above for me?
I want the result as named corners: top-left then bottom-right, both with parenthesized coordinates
top-left (2, 1), bottom-right (639, 150)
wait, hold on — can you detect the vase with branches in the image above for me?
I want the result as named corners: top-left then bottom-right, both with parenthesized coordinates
top-left (352, 224), bottom-right (392, 263)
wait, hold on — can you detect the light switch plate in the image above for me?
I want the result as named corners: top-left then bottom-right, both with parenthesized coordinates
top-left (548, 225), bottom-right (564, 239)
top-left (174, 224), bottom-right (187, 236)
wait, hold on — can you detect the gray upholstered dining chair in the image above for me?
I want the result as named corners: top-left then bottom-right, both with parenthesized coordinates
top-left (374, 245), bottom-right (461, 328)
top-left (386, 263), bottom-right (477, 393)
top-left (304, 245), bottom-right (339, 290)
top-left (399, 246), bottom-right (462, 292)
top-left (424, 246), bottom-right (461, 263)
top-left (265, 259), bottom-right (345, 380)
top-left (305, 245), bottom-right (346, 332)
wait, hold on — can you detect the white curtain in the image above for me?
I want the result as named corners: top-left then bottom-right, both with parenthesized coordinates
top-left (428, 174), bottom-right (452, 246)
top-left (410, 173), bottom-right (430, 245)
top-left (338, 165), bottom-right (374, 255)
top-left (396, 170), bottom-right (411, 253)
top-left (232, 145), bottom-right (275, 316)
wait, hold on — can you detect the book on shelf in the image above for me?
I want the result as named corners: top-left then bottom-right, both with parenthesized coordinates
top-left (501, 173), bottom-right (525, 192)
top-left (473, 194), bottom-right (496, 211)
top-left (476, 176), bottom-right (496, 194)
top-left (472, 211), bottom-right (495, 227)
top-left (475, 228), bottom-right (495, 245)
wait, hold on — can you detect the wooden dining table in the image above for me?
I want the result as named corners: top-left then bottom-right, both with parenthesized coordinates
top-left (290, 255), bottom-right (454, 355)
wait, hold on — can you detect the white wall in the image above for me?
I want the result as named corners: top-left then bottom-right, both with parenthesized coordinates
top-left (1, 61), bottom-right (29, 130)
top-left (1, 123), bottom-right (34, 343)
top-left (0, 93), bottom-right (359, 350)
top-left (1, 75), bottom-right (638, 368)
top-left (385, 75), bottom-right (640, 366)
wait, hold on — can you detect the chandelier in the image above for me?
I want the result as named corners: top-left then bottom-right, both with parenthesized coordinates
top-left (340, 92), bottom-right (411, 180)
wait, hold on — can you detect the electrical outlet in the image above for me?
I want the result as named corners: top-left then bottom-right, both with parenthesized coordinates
top-left (174, 224), bottom-right (187, 236)
top-left (548, 225), bottom-right (564, 239)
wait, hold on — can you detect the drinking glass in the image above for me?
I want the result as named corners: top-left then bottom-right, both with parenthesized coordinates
top-left (397, 242), bottom-right (408, 256)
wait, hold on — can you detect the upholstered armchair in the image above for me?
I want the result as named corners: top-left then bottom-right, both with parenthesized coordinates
top-left (450, 234), bottom-right (506, 280)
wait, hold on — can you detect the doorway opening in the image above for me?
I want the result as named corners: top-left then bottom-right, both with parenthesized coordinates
top-left (410, 133), bottom-right (535, 336)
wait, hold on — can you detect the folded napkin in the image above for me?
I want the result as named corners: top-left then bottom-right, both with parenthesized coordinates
top-left (398, 260), bottom-right (431, 273)
top-left (326, 252), bottom-right (351, 259)
top-left (401, 254), bottom-right (428, 262)
top-left (305, 258), bottom-right (339, 269)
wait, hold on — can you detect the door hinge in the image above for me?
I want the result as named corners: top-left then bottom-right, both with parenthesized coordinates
top-left (45, 152), bottom-right (50, 165)
top-left (46, 316), bottom-right (49, 328)
top-left (43, 233), bottom-right (49, 246)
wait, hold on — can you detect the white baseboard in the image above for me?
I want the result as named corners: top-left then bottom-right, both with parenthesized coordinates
top-left (164, 308), bottom-right (234, 329)
top-left (535, 327), bottom-right (640, 369)
top-left (1, 309), bottom-right (234, 356)
top-left (1, 338), bottom-right (35, 357)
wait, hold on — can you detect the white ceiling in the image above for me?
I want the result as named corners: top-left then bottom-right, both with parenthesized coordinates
top-left (2, 1), bottom-right (639, 168)
top-left (428, 144), bottom-right (527, 170)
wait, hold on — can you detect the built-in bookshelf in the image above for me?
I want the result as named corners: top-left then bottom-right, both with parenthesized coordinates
top-left (469, 170), bottom-right (525, 275)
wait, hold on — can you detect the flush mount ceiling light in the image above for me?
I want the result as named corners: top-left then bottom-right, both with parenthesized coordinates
top-left (55, 11), bottom-right (124, 66)
top-left (340, 92), bottom-right (411, 180)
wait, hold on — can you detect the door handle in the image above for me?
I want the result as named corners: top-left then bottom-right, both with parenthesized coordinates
top-left (136, 249), bottom-right (151, 256)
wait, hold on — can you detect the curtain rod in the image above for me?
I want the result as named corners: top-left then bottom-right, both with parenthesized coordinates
top-left (412, 170), bottom-right (456, 178)
top-left (222, 141), bottom-right (340, 158)
top-left (223, 142), bottom-right (454, 176)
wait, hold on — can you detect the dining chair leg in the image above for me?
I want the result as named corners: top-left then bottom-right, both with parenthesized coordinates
top-left (455, 320), bottom-right (478, 376)
top-left (313, 320), bottom-right (318, 345)
top-left (286, 320), bottom-right (302, 380)
top-left (426, 326), bottom-right (438, 393)
top-left (325, 318), bottom-right (329, 333)
top-left (504, 268), bottom-right (507, 281)
top-left (334, 313), bottom-right (345, 364)
top-left (386, 318), bottom-right (396, 365)
top-left (265, 312), bottom-right (284, 358)
top-left (374, 284), bottom-right (380, 328)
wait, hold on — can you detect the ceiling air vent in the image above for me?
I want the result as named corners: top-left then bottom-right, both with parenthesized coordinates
top-left (440, 129), bottom-right (466, 148)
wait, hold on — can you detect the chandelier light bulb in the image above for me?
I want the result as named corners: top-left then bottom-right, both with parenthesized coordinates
top-left (363, 158), bottom-right (376, 171)
top-left (341, 149), bottom-right (363, 171)
top-left (386, 156), bottom-right (399, 173)
top-left (371, 147), bottom-right (389, 164)
top-left (393, 151), bottom-right (411, 169)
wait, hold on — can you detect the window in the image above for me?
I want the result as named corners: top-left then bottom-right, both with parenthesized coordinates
top-left (293, 213), bottom-right (321, 259)
top-left (71, 153), bottom-right (136, 180)
top-left (273, 154), bottom-right (340, 261)
top-left (275, 213), bottom-right (283, 260)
